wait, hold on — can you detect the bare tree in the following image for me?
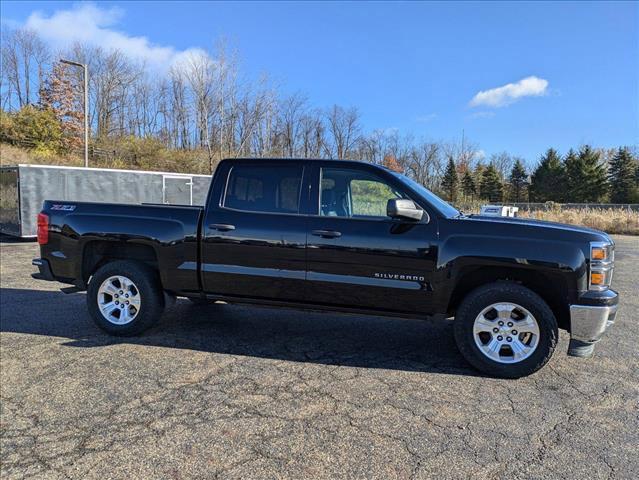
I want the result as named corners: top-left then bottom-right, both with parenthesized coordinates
top-left (181, 50), bottom-right (216, 171)
top-left (1, 28), bottom-right (50, 109)
top-left (168, 67), bottom-right (190, 149)
top-left (490, 151), bottom-right (514, 179)
top-left (298, 109), bottom-right (325, 158)
top-left (357, 129), bottom-right (383, 164)
top-left (66, 44), bottom-right (142, 139)
top-left (212, 41), bottom-right (241, 160)
top-left (235, 81), bottom-right (273, 158)
top-left (250, 84), bottom-right (278, 156)
top-left (443, 134), bottom-right (482, 174)
top-left (277, 93), bottom-right (307, 157)
top-left (326, 105), bottom-right (360, 159)
top-left (405, 141), bottom-right (444, 190)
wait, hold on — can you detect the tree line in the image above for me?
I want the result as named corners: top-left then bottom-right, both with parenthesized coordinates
top-left (441, 146), bottom-right (639, 204)
top-left (1, 26), bottom-right (637, 203)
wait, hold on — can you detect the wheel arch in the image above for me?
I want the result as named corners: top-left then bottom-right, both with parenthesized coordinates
top-left (447, 266), bottom-right (571, 331)
top-left (81, 241), bottom-right (160, 287)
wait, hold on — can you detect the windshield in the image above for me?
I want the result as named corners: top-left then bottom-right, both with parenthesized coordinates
top-left (389, 171), bottom-right (461, 218)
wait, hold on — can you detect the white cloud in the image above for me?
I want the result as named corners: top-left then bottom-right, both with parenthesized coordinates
top-left (23, 3), bottom-right (209, 72)
top-left (469, 76), bottom-right (549, 108)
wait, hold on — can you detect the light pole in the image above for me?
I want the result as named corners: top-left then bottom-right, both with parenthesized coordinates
top-left (60, 59), bottom-right (88, 168)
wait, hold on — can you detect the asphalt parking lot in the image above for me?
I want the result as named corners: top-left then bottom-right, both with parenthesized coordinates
top-left (1, 235), bottom-right (638, 479)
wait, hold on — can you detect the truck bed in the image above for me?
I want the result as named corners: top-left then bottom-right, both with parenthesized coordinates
top-left (40, 200), bottom-right (203, 293)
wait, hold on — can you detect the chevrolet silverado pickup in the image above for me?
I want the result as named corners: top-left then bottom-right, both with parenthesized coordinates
top-left (32, 158), bottom-right (619, 378)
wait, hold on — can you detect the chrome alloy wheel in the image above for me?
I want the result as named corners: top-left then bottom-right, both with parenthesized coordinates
top-left (97, 275), bottom-right (142, 325)
top-left (473, 302), bottom-right (540, 364)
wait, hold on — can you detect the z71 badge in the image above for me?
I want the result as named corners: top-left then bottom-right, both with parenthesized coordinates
top-left (50, 204), bottom-right (76, 211)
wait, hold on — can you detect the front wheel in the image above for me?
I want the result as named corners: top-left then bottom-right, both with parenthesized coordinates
top-left (453, 282), bottom-right (558, 378)
top-left (87, 260), bottom-right (165, 336)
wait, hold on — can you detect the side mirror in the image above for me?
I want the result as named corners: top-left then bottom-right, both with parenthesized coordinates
top-left (387, 198), bottom-right (424, 221)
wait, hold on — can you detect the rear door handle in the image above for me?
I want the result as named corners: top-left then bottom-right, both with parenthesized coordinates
top-left (209, 224), bottom-right (235, 232)
top-left (312, 229), bottom-right (342, 239)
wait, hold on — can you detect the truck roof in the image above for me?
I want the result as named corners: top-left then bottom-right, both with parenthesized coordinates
top-left (222, 157), bottom-right (392, 171)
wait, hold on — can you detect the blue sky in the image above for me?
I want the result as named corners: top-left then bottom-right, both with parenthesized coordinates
top-left (2, 1), bottom-right (638, 164)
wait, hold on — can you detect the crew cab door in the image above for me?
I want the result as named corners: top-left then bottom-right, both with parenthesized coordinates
top-left (305, 163), bottom-right (438, 314)
top-left (201, 160), bottom-right (309, 301)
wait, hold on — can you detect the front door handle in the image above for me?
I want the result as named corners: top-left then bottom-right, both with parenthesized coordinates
top-left (312, 229), bottom-right (342, 239)
top-left (209, 224), bottom-right (235, 232)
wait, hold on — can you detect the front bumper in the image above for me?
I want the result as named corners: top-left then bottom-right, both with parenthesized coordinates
top-left (568, 289), bottom-right (619, 357)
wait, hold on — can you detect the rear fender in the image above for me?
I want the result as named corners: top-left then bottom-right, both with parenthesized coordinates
top-left (57, 212), bottom-right (198, 292)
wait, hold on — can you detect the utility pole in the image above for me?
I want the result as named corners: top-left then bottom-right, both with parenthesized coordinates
top-left (60, 59), bottom-right (88, 168)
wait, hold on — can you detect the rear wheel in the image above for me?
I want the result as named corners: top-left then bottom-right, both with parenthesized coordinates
top-left (87, 261), bottom-right (164, 336)
top-left (453, 282), bottom-right (558, 378)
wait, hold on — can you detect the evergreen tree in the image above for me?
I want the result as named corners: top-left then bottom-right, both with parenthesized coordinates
top-left (509, 159), bottom-right (528, 202)
top-left (563, 149), bottom-right (580, 201)
top-left (480, 164), bottom-right (503, 202)
top-left (608, 147), bottom-right (638, 203)
top-left (473, 163), bottom-right (487, 186)
top-left (564, 145), bottom-right (608, 202)
top-left (529, 148), bottom-right (565, 202)
top-left (441, 156), bottom-right (459, 202)
top-left (461, 170), bottom-right (476, 199)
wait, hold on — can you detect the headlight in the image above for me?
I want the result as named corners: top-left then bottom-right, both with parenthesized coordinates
top-left (589, 241), bottom-right (614, 291)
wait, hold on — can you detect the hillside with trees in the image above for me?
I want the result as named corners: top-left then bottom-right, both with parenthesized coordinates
top-left (1, 27), bottom-right (638, 204)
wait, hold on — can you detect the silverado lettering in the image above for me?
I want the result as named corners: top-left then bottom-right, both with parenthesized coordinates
top-left (374, 273), bottom-right (425, 281)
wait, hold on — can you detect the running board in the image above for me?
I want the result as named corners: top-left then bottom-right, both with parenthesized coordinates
top-left (60, 286), bottom-right (82, 294)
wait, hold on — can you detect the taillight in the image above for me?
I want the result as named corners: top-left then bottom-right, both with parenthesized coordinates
top-left (37, 213), bottom-right (49, 245)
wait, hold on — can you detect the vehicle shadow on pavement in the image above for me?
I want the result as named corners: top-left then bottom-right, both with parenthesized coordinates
top-left (0, 287), bottom-right (481, 376)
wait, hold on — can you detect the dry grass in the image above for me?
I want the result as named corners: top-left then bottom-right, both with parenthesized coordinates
top-left (0, 142), bottom-right (213, 174)
top-left (518, 208), bottom-right (639, 235)
top-left (456, 199), bottom-right (638, 235)
top-left (1, 143), bottom-right (84, 167)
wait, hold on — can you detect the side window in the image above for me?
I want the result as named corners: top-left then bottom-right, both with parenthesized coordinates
top-left (320, 168), bottom-right (403, 218)
top-left (351, 179), bottom-right (399, 217)
top-left (224, 165), bottom-right (303, 214)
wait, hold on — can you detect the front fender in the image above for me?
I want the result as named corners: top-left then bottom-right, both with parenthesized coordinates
top-left (433, 234), bottom-right (588, 310)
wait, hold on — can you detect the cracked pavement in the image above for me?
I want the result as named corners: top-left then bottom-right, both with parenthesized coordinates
top-left (1, 235), bottom-right (638, 479)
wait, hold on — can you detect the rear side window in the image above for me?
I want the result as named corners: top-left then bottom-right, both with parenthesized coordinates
top-left (223, 164), bottom-right (303, 214)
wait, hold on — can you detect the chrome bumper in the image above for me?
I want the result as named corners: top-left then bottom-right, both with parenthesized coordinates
top-left (568, 303), bottom-right (618, 357)
top-left (570, 304), bottom-right (618, 343)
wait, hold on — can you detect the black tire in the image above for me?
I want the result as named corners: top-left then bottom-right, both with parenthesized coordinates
top-left (87, 260), bottom-right (164, 336)
top-left (453, 282), bottom-right (558, 378)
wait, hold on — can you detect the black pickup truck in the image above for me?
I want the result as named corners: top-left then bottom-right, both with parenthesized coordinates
top-left (32, 158), bottom-right (619, 378)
